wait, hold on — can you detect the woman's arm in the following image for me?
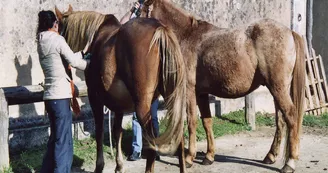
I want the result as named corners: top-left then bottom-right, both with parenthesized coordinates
top-left (57, 37), bottom-right (88, 71)
top-left (120, 2), bottom-right (140, 24)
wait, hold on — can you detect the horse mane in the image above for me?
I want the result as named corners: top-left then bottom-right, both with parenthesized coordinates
top-left (62, 11), bottom-right (106, 52)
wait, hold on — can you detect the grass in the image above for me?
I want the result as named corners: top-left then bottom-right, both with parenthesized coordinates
top-left (8, 110), bottom-right (328, 172)
top-left (159, 109), bottom-right (252, 142)
top-left (303, 112), bottom-right (328, 127)
top-left (8, 137), bottom-right (115, 173)
top-left (255, 111), bottom-right (328, 128)
top-left (9, 145), bottom-right (45, 173)
top-left (1, 166), bottom-right (13, 173)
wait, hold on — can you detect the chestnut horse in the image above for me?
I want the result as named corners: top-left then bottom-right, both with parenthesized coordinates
top-left (141, 0), bottom-right (306, 172)
top-left (55, 6), bottom-right (187, 173)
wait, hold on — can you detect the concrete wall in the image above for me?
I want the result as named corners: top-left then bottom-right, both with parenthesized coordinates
top-left (0, 0), bottom-right (301, 152)
top-left (0, 0), bottom-right (293, 119)
top-left (313, 0), bottom-right (328, 78)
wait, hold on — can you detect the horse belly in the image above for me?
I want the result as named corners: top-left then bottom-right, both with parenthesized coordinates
top-left (104, 79), bottom-right (135, 112)
top-left (197, 60), bottom-right (261, 99)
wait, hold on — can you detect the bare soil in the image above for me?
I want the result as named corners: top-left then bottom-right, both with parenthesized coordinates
top-left (72, 126), bottom-right (328, 173)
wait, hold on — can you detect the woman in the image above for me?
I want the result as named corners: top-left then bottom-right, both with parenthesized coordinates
top-left (36, 10), bottom-right (88, 173)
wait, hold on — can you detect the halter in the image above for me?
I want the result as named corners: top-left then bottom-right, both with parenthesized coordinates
top-left (141, 2), bottom-right (152, 18)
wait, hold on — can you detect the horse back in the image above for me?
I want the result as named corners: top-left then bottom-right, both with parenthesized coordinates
top-left (194, 19), bottom-right (296, 97)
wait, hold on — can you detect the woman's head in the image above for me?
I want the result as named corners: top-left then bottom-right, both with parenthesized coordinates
top-left (37, 10), bottom-right (58, 34)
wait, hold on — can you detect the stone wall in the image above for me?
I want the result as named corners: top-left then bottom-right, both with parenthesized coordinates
top-left (0, 0), bottom-right (292, 119)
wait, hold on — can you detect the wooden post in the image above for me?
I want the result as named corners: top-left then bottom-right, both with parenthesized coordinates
top-left (245, 93), bottom-right (256, 130)
top-left (0, 88), bottom-right (9, 169)
top-left (215, 100), bottom-right (221, 117)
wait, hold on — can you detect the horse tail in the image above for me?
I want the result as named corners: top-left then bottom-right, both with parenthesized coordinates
top-left (284, 31), bottom-right (306, 161)
top-left (144, 26), bottom-right (187, 155)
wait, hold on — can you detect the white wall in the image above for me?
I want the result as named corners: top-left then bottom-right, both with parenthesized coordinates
top-left (0, 0), bottom-right (295, 118)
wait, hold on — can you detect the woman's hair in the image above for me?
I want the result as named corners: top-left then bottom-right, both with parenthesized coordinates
top-left (36, 10), bottom-right (57, 38)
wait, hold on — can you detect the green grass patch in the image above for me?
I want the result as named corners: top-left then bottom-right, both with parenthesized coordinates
top-left (255, 111), bottom-right (328, 128)
top-left (303, 112), bottom-right (328, 128)
top-left (9, 145), bottom-right (45, 173)
top-left (256, 112), bottom-right (275, 127)
top-left (1, 166), bottom-right (13, 173)
top-left (9, 137), bottom-right (115, 173)
top-left (160, 109), bottom-right (251, 142)
top-left (73, 137), bottom-right (115, 166)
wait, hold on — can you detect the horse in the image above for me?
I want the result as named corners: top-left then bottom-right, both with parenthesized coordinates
top-left (55, 5), bottom-right (187, 173)
top-left (141, 0), bottom-right (306, 172)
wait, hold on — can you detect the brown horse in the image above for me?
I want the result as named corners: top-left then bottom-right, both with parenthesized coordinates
top-left (141, 0), bottom-right (306, 172)
top-left (55, 5), bottom-right (187, 173)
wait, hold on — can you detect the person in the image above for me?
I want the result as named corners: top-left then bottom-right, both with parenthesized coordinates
top-left (36, 10), bottom-right (89, 173)
top-left (129, 100), bottom-right (160, 161)
top-left (120, 1), bottom-right (160, 161)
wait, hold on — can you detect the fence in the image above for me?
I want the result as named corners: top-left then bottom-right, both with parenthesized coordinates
top-left (0, 81), bottom-right (86, 169)
top-left (0, 81), bottom-right (255, 169)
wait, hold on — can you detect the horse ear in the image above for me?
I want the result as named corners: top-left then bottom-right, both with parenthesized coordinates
top-left (55, 6), bottom-right (63, 21)
top-left (68, 4), bottom-right (73, 13)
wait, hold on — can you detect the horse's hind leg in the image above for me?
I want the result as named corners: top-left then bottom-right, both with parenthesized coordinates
top-left (177, 138), bottom-right (186, 173)
top-left (134, 97), bottom-right (156, 173)
top-left (88, 92), bottom-right (105, 173)
top-left (269, 88), bottom-right (300, 172)
top-left (197, 94), bottom-right (215, 165)
top-left (113, 112), bottom-right (124, 173)
top-left (263, 101), bottom-right (286, 164)
top-left (185, 88), bottom-right (198, 168)
top-left (144, 121), bottom-right (157, 173)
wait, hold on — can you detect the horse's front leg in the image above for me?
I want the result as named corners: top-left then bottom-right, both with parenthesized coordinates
top-left (185, 88), bottom-right (197, 168)
top-left (113, 112), bottom-right (124, 173)
top-left (88, 91), bottom-right (105, 173)
top-left (197, 94), bottom-right (215, 165)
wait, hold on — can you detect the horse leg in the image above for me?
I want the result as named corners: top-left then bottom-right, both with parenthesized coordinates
top-left (270, 89), bottom-right (300, 173)
top-left (144, 122), bottom-right (156, 173)
top-left (134, 100), bottom-right (156, 173)
top-left (185, 88), bottom-right (197, 168)
top-left (88, 92), bottom-right (105, 173)
top-left (113, 112), bottom-right (124, 173)
top-left (197, 94), bottom-right (215, 165)
top-left (263, 101), bottom-right (286, 164)
top-left (177, 136), bottom-right (186, 173)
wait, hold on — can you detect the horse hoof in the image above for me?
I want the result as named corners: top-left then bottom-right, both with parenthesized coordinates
top-left (186, 161), bottom-right (193, 168)
top-left (115, 166), bottom-right (124, 173)
top-left (202, 157), bottom-right (214, 165)
top-left (263, 154), bottom-right (276, 164)
top-left (280, 164), bottom-right (295, 173)
top-left (115, 169), bottom-right (124, 173)
top-left (94, 169), bottom-right (102, 173)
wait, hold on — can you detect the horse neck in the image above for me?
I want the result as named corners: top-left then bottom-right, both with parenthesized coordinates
top-left (152, 0), bottom-right (193, 39)
top-left (64, 12), bottom-right (106, 52)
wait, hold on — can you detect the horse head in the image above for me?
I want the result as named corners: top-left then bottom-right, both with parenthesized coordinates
top-left (55, 5), bottom-right (73, 36)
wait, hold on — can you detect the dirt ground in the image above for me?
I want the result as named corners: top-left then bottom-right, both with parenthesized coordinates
top-left (72, 127), bottom-right (328, 173)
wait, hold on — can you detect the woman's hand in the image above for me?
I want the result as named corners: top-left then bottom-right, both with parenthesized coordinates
top-left (130, 2), bottom-right (141, 13)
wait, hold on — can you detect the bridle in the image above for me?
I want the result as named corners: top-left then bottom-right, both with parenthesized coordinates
top-left (140, 3), bottom-right (152, 18)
